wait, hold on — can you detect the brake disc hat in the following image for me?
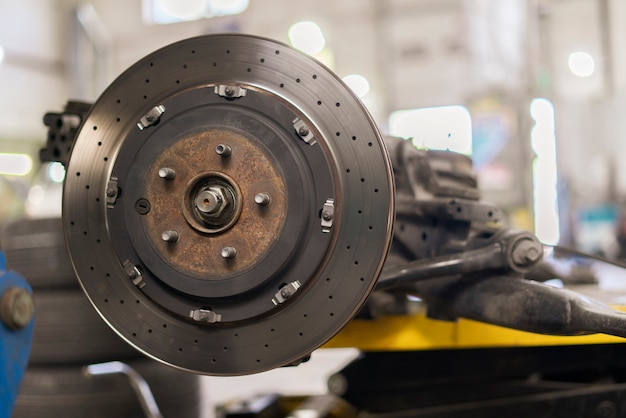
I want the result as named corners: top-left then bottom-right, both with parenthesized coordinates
top-left (63, 34), bottom-right (394, 375)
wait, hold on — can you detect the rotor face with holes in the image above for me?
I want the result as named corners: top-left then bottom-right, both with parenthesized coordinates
top-left (62, 34), bottom-right (394, 375)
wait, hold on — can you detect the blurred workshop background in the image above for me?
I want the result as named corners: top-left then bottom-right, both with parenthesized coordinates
top-left (1, 0), bottom-right (626, 415)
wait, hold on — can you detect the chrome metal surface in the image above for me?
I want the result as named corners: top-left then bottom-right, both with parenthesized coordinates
top-left (63, 34), bottom-right (394, 375)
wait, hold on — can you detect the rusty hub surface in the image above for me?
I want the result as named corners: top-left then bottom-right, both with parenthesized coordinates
top-left (143, 128), bottom-right (287, 279)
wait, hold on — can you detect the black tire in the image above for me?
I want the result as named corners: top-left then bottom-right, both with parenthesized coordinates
top-left (29, 289), bottom-right (140, 364)
top-left (13, 359), bottom-right (202, 418)
top-left (0, 217), bottom-right (78, 289)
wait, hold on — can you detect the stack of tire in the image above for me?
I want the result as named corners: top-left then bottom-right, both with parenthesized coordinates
top-left (0, 217), bottom-right (201, 417)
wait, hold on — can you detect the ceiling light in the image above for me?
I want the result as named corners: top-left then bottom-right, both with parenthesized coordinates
top-left (0, 153), bottom-right (33, 176)
top-left (568, 51), bottom-right (595, 77)
top-left (342, 74), bottom-right (370, 98)
top-left (288, 21), bottom-right (325, 55)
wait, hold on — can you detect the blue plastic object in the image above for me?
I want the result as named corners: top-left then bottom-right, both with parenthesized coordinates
top-left (0, 251), bottom-right (34, 418)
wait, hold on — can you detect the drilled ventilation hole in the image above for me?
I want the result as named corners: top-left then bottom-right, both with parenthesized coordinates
top-left (93, 126), bottom-right (97, 130)
top-left (104, 298), bottom-right (109, 303)
top-left (330, 312), bottom-right (335, 317)
top-left (191, 50), bottom-right (196, 54)
top-left (145, 79), bottom-right (150, 83)
top-left (85, 185), bottom-right (90, 190)
top-left (143, 95), bottom-right (148, 100)
top-left (360, 277), bottom-right (365, 282)
top-left (247, 68), bottom-right (251, 72)
top-left (213, 62), bottom-right (217, 67)
top-left (120, 299), bottom-right (124, 304)
top-left (116, 99), bottom-right (121, 104)
top-left (312, 74), bottom-right (317, 79)
top-left (352, 136), bottom-right (357, 141)
top-left (179, 348), bottom-right (183, 352)
top-left (358, 210), bottom-right (362, 214)
top-left (256, 359), bottom-right (261, 363)
top-left (194, 340), bottom-right (199, 344)
top-left (226, 49), bottom-right (231, 54)
top-left (89, 266), bottom-right (94, 271)
top-left (303, 314), bottom-right (308, 318)
top-left (264, 344), bottom-right (269, 348)
top-left (422, 232), bottom-right (428, 241)
top-left (346, 168), bottom-right (351, 173)
top-left (136, 300), bottom-right (140, 304)
top-left (328, 295), bottom-right (333, 299)
top-left (299, 332), bottom-right (303, 336)
top-left (104, 157), bottom-right (108, 161)
top-left (317, 101), bottom-right (322, 105)
top-left (275, 50), bottom-right (280, 54)
top-left (346, 245), bottom-right (351, 250)
top-left (96, 238), bottom-right (100, 242)
top-left (369, 226), bottom-right (373, 230)
top-left (82, 230), bottom-right (88, 236)
top-left (374, 188), bottom-right (379, 193)
top-left (176, 80), bottom-right (180, 84)
top-left (270, 328), bottom-right (275, 333)
top-left (223, 346), bottom-right (228, 351)
top-left (148, 329), bottom-right (153, 333)
top-left (70, 221), bottom-right (75, 225)
top-left (260, 58), bottom-right (265, 63)
top-left (162, 324), bottom-right (167, 328)
top-left (183, 64), bottom-right (187, 69)
top-left (211, 358), bottom-right (217, 363)
top-left (336, 132), bottom-right (341, 137)
top-left (336, 102), bottom-right (341, 107)
top-left (354, 261), bottom-right (359, 265)
top-left (97, 142), bottom-right (102, 146)
top-left (368, 142), bottom-right (373, 147)
top-left (234, 333), bottom-right (239, 337)
top-left (361, 178), bottom-right (365, 183)
top-left (149, 62), bottom-right (154, 67)
top-left (280, 83), bottom-right (284, 88)
top-left (105, 273), bottom-right (110, 277)
top-left (116, 117), bottom-right (121, 122)
top-left (76, 172), bottom-right (80, 176)
top-left (326, 277), bottom-right (331, 282)
top-left (296, 78), bottom-right (301, 83)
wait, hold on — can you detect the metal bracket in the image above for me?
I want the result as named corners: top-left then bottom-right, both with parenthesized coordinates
top-left (106, 177), bottom-right (119, 208)
top-left (321, 198), bottom-right (335, 233)
top-left (189, 309), bottom-right (222, 323)
top-left (272, 281), bottom-right (302, 305)
top-left (137, 105), bottom-right (166, 130)
top-left (122, 260), bottom-right (145, 288)
top-left (214, 85), bottom-right (247, 99)
top-left (293, 117), bottom-right (317, 145)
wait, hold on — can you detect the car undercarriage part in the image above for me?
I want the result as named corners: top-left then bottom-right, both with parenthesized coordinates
top-left (363, 137), bottom-right (626, 339)
top-left (60, 34), bottom-right (394, 375)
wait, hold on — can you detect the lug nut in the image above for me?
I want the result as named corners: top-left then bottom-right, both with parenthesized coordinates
top-left (221, 246), bottom-right (237, 259)
top-left (254, 193), bottom-right (271, 206)
top-left (1, 287), bottom-right (34, 330)
top-left (215, 144), bottom-right (232, 157)
top-left (158, 167), bottom-right (176, 180)
top-left (161, 230), bottom-right (179, 243)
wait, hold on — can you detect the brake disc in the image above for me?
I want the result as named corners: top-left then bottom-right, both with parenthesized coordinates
top-left (63, 34), bottom-right (394, 375)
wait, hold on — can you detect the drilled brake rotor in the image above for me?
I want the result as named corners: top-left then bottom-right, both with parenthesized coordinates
top-left (63, 34), bottom-right (394, 375)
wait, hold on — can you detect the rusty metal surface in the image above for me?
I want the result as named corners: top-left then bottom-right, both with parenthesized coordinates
top-left (143, 128), bottom-right (287, 279)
